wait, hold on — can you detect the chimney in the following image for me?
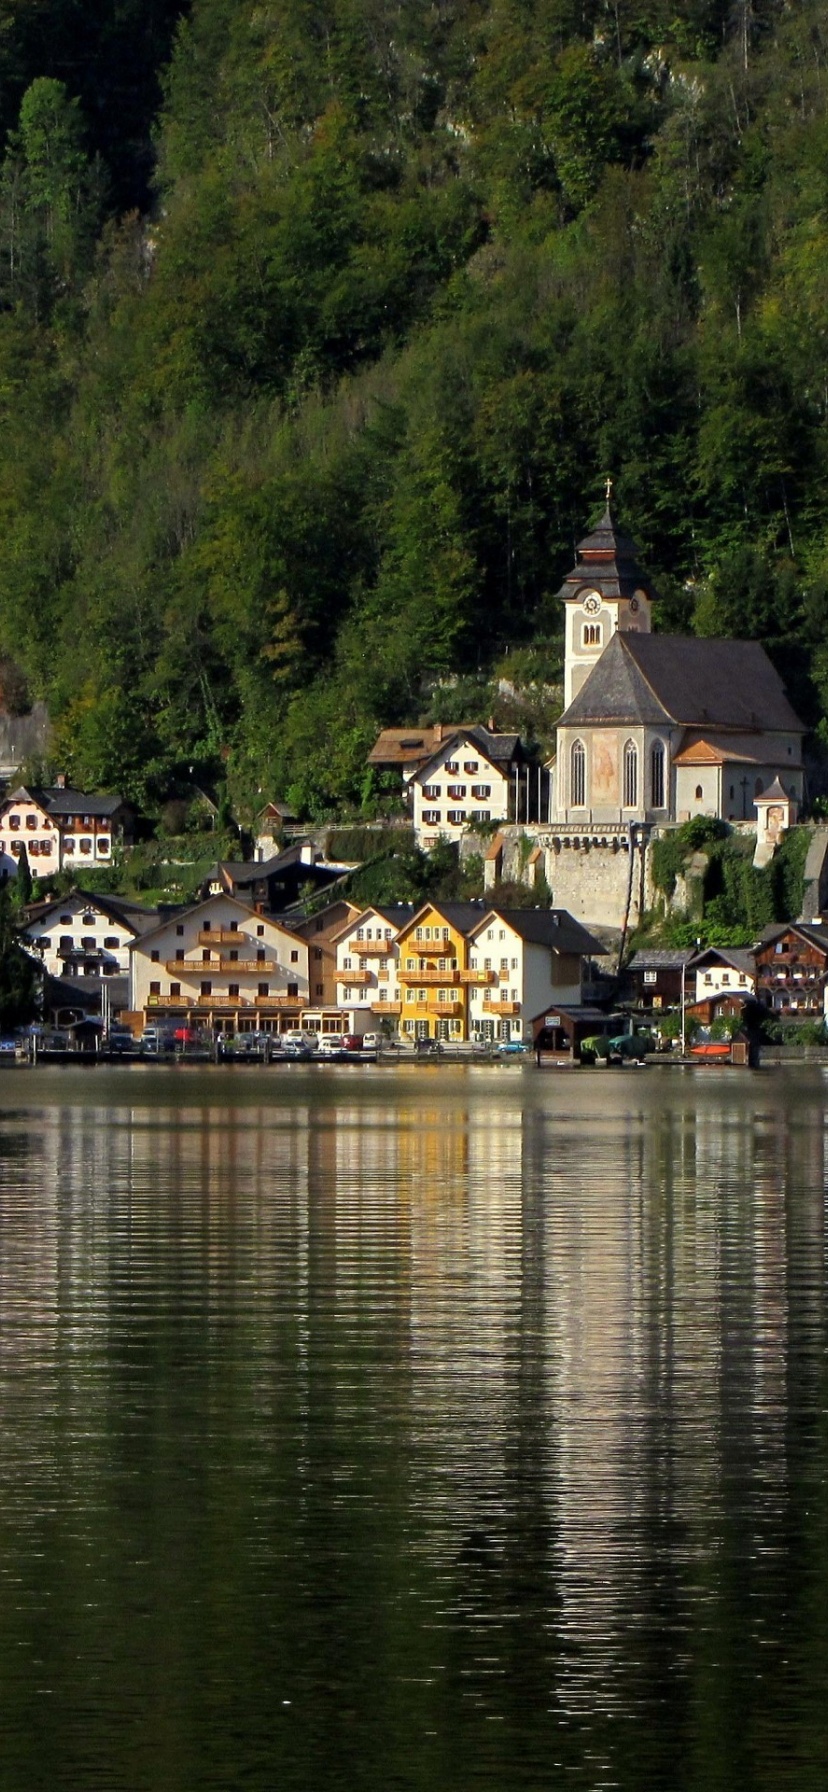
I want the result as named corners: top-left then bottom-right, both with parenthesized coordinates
top-left (55, 772), bottom-right (67, 789)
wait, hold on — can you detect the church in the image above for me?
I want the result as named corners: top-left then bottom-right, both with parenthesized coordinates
top-left (551, 497), bottom-right (805, 827)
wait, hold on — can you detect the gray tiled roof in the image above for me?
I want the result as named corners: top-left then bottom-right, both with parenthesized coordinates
top-left (556, 504), bottom-right (659, 606)
top-left (689, 947), bottom-right (755, 976)
top-left (626, 949), bottom-right (696, 969)
top-left (484, 908), bottom-right (607, 954)
top-left (42, 789), bottom-right (125, 816)
top-left (559, 632), bottom-right (804, 733)
top-left (414, 726), bottom-right (525, 781)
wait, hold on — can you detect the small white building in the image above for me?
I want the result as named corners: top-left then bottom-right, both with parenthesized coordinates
top-left (689, 946), bottom-right (756, 1004)
top-left (129, 893), bottom-right (310, 1032)
top-left (0, 783), bottom-right (130, 879)
top-left (466, 908), bottom-right (607, 1042)
top-left (23, 890), bottom-right (157, 979)
top-left (409, 726), bottom-right (526, 850)
top-left (332, 904), bottom-right (414, 1034)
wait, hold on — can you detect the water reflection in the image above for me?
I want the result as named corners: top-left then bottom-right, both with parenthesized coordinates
top-left (0, 1066), bottom-right (826, 1791)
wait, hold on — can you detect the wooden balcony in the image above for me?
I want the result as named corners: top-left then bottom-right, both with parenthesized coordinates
top-left (197, 928), bottom-right (250, 946)
top-left (335, 969), bottom-right (372, 986)
top-left (351, 938), bottom-right (393, 956)
top-left (459, 969), bottom-right (497, 985)
top-left (424, 999), bottom-right (465, 1016)
top-left (254, 995), bottom-right (304, 1010)
top-left (147, 993), bottom-right (194, 1008)
top-left (398, 968), bottom-right (460, 986)
top-left (166, 958), bottom-right (268, 975)
top-left (403, 937), bottom-right (453, 956)
top-left (370, 1000), bottom-right (402, 1014)
top-left (482, 999), bottom-right (520, 1016)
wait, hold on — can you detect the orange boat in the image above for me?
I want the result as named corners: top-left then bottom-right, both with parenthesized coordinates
top-left (689, 1041), bottom-right (731, 1060)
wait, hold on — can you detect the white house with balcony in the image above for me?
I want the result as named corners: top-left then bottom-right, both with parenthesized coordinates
top-left (128, 893), bottom-right (310, 1033)
top-left (0, 782), bottom-right (130, 878)
top-left (22, 890), bottom-right (158, 980)
top-left (331, 904), bottom-right (414, 1034)
top-left (466, 908), bottom-right (606, 1042)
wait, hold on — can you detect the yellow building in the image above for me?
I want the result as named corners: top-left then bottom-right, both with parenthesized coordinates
top-left (396, 902), bottom-right (486, 1042)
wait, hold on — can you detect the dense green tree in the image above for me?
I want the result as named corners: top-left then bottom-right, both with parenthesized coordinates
top-left (2, 2), bottom-right (828, 816)
top-left (0, 883), bottom-right (38, 1027)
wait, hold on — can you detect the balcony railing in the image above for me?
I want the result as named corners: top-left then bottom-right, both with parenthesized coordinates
top-left (147, 993), bottom-right (194, 1008)
top-left (197, 928), bottom-right (252, 946)
top-left (483, 999), bottom-right (520, 1015)
top-left (349, 938), bottom-right (393, 956)
top-left (398, 968), bottom-right (460, 986)
top-left (425, 998), bottom-right (464, 1015)
top-left (165, 959), bottom-right (270, 975)
top-left (403, 937), bottom-right (454, 956)
top-left (370, 1000), bottom-right (402, 1014)
top-left (459, 969), bottom-right (497, 985)
top-left (335, 969), bottom-right (372, 986)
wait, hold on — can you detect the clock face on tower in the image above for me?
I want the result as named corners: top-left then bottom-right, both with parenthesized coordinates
top-left (582, 593), bottom-right (601, 614)
top-left (629, 597), bottom-right (639, 613)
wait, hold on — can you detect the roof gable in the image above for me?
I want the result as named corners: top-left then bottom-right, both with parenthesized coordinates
top-left (135, 891), bottom-right (308, 951)
top-left (412, 727), bottom-right (522, 784)
top-left (559, 632), bottom-right (671, 727)
top-left (23, 889), bottom-right (156, 934)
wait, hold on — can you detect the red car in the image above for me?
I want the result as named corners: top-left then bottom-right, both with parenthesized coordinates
top-left (341, 1035), bottom-right (364, 1052)
top-left (173, 1026), bottom-right (199, 1046)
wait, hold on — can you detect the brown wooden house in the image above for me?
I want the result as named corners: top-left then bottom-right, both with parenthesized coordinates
top-left (754, 922), bottom-right (828, 1018)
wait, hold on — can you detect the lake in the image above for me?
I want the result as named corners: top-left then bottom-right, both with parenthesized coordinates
top-left (0, 1062), bottom-right (826, 1791)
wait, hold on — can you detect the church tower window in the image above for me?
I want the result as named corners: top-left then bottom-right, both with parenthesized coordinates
top-left (571, 740), bottom-right (586, 808)
top-left (650, 740), bottom-right (665, 809)
top-left (623, 740), bottom-right (638, 808)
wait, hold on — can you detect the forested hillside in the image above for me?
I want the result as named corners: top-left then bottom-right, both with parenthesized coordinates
top-left (1, 0), bottom-right (828, 819)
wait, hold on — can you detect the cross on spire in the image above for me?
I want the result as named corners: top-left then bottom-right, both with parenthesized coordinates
top-left (605, 474), bottom-right (613, 506)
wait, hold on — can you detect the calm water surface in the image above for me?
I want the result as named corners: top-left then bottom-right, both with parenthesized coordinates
top-left (0, 1062), bottom-right (826, 1792)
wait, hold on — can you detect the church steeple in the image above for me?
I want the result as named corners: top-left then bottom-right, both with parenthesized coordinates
top-left (559, 492), bottom-right (658, 708)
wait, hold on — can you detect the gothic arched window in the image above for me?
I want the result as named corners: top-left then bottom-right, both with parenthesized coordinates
top-left (623, 739), bottom-right (638, 808)
top-left (571, 739), bottom-right (586, 808)
top-left (650, 740), bottom-right (665, 810)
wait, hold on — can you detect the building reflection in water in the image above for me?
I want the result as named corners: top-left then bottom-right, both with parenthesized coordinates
top-left (0, 1066), bottom-right (826, 1772)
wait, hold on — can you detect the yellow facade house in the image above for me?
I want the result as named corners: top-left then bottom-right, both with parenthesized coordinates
top-left (396, 902), bottom-right (490, 1042)
top-left (129, 893), bottom-right (310, 1033)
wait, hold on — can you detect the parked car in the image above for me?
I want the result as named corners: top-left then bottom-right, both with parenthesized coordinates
top-left (282, 1029), bottom-right (317, 1052)
top-left (361, 1033), bottom-right (383, 1051)
top-left (496, 1039), bottom-right (528, 1056)
top-left (415, 1037), bottom-right (443, 1055)
top-left (317, 1035), bottom-right (346, 1057)
top-left (173, 1025), bottom-right (200, 1047)
top-left (107, 1026), bottom-right (138, 1055)
top-left (140, 1027), bottom-right (176, 1054)
top-left (341, 1034), bottom-right (364, 1052)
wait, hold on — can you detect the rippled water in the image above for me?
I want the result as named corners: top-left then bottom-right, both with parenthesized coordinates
top-left (0, 1063), bottom-right (827, 1791)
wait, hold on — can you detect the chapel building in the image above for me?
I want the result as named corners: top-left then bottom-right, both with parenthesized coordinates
top-left (552, 501), bottom-right (805, 827)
